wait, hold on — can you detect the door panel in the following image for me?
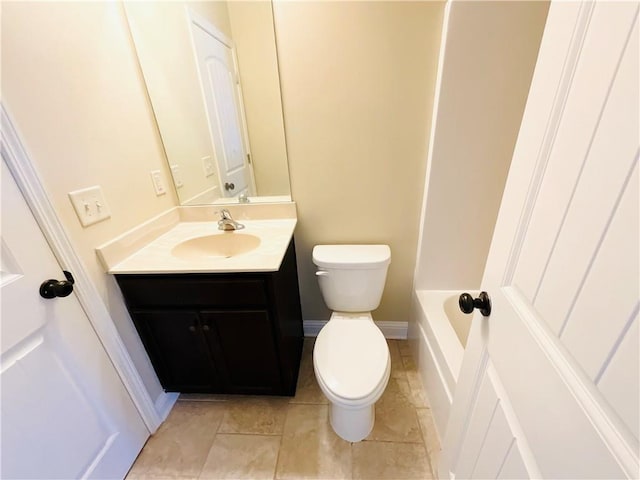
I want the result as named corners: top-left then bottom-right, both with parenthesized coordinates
top-left (441, 2), bottom-right (639, 478)
top-left (497, 445), bottom-right (528, 480)
top-left (596, 311), bottom-right (639, 441)
top-left (455, 363), bottom-right (537, 479)
top-left (205, 56), bottom-right (246, 174)
top-left (468, 390), bottom-right (516, 478)
top-left (190, 17), bottom-right (252, 197)
top-left (1, 158), bottom-right (148, 478)
top-left (511, 2), bottom-right (638, 307)
top-left (1, 338), bottom-right (112, 477)
top-left (561, 161), bottom-right (638, 379)
top-left (533, 19), bottom-right (639, 335)
top-left (490, 287), bottom-right (628, 478)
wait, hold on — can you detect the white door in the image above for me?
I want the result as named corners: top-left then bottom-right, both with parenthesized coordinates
top-left (441, 2), bottom-right (639, 479)
top-left (190, 15), bottom-right (253, 198)
top-left (1, 159), bottom-right (149, 479)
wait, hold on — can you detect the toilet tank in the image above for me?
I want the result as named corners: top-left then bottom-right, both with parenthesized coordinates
top-left (312, 245), bottom-right (391, 312)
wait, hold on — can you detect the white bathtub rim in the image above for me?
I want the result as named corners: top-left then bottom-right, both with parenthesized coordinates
top-left (415, 289), bottom-right (469, 383)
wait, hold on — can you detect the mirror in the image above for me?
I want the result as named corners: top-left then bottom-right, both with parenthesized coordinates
top-left (124, 1), bottom-right (291, 205)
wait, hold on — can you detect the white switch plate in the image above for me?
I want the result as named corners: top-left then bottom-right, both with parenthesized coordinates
top-left (202, 156), bottom-right (215, 177)
top-left (150, 170), bottom-right (166, 196)
top-left (170, 164), bottom-right (183, 188)
top-left (68, 185), bottom-right (111, 227)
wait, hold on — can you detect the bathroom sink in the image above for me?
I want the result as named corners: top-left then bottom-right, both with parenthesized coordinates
top-left (171, 233), bottom-right (261, 260)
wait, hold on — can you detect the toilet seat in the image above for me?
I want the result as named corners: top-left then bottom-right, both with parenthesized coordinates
top-left (314, 315), bottom-right (390, 405)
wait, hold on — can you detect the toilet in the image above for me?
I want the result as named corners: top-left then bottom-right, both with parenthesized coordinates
top-left (312, 244), bottom-right (391, 442)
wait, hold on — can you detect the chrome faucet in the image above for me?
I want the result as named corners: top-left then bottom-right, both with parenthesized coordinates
top-left (217, 209), bottom-right (244, 231)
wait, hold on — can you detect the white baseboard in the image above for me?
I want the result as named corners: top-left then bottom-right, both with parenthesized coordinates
top-left (303, 320), bottom-right (408, 339)
top-left (153, 392), bottom-right (179, 427)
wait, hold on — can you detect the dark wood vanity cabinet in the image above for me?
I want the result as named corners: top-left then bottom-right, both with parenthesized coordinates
top-left (115, 240), bottom-right (303, 396)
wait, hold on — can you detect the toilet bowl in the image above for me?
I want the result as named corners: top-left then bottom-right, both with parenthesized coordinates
top-left (314, 312), bottom-right (390, 441)
top-left (312, 245), bottom-right (391, 442)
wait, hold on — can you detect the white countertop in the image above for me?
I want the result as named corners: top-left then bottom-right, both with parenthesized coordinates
top-left (106, 219), bottom-right (296, 274)
top-left (96, 204), bottom-right (297, 274)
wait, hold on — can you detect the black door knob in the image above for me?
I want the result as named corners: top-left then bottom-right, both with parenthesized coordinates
top-left (224, 182), bottom-right (235, 191)
top-left (40, 271), bottom-right (75, 299)
top-left (459, 291), bottom-right (492, 316)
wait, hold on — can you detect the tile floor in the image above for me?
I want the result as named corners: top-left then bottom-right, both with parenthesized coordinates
top-left (126, 338), bottom-right (441, 479)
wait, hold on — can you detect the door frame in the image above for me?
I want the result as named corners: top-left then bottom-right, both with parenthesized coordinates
top-left (1, 103), bottom-right (165, 433)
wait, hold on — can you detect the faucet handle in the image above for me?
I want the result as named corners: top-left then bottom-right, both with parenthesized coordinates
top-left (216, 208), bottom-right (244, 231)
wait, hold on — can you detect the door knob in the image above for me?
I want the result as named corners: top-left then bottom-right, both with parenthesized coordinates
top-left (459, 291), bottom-right (492, 316)
top-left (40, 271), bottom-right (75, 299)
top-left (224, 182), bottom-right (235, 191)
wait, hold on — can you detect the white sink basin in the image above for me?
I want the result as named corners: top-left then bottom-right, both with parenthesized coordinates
top-left (102, 217), bottom-right (297, 274)
top-left (171, 233), bottom-right (261, 260)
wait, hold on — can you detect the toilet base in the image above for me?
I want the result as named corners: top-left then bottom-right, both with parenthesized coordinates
top-left (329, 402), bottom-right (375, 442)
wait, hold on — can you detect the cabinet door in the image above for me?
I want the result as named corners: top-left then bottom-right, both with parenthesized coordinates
top-left (201, 310), bottom-right (282, 394)
top-left (131, 311), bottom-right (219, 392)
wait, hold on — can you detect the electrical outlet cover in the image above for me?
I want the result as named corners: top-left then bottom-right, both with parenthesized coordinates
top-left (202, 155), bottom-right (215, 177)
top-left (150, 170), bottom-right (166, 196)
top-left (170, 164), bottom-right (183, 188)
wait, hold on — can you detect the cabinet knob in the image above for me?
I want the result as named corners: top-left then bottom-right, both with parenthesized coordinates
top-left (188, 325), bottom-right (196, 332)
top-left (202, 324), bottom-right (210, 332)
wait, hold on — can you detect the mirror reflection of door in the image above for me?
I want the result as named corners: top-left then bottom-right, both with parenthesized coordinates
top-left (189, 12), bottom-right (255, 198)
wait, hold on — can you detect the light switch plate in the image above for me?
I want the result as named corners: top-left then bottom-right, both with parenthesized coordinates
top-left (202, 156), bottom-right (215, 177)
top-left (68, 185), bottom-right (111, 227)
top-left (150, 170), bottom-right (166, 196)
top-left (170, 164), bottom-right (183, 188)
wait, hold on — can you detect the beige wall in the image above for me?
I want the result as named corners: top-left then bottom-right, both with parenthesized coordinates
top-left (273, 1), bottom-right (445, 322)
top-left (414, 1), bottom-right (549, 291)
top-left (1, 2), bottom-right (176, 402)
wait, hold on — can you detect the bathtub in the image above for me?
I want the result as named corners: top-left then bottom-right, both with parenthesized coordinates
top-left (409, 290), bottom-right (473, 439)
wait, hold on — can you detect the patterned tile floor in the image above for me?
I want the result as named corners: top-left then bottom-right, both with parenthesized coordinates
top-left (126, 339), bottom-right (441, 479)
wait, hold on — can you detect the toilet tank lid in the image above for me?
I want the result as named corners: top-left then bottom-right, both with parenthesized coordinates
top-left (312, 245), bottom-right (391, 269)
